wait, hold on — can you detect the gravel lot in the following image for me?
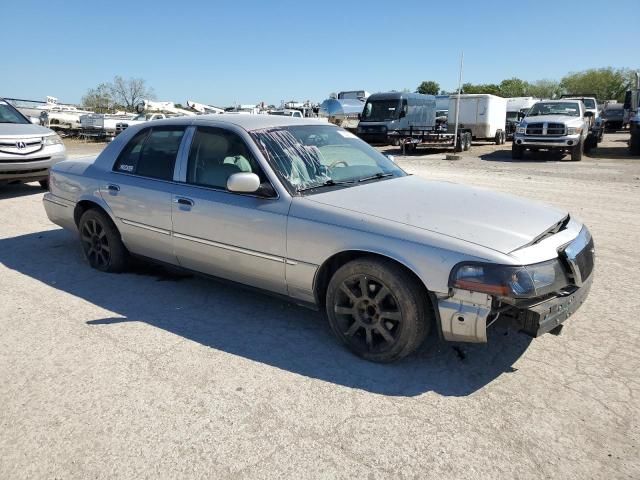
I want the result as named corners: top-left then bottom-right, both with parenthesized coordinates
top-left (1, 133), bottom-right (638, 479)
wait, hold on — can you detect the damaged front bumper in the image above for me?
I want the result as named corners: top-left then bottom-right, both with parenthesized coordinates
top-left (436, 273), bottom-right (593, 343)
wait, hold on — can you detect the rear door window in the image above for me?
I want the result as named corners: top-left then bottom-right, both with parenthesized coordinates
top-left (114, 127), bottom-right (185, 181)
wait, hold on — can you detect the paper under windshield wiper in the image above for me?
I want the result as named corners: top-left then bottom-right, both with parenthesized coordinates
top-left (297, 179), bottom-right (355, 192)
top-left (358, 173), bottom-right (394, 183)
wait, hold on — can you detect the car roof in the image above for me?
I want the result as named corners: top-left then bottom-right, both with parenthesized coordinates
top-left (535, 99), bottom-right (582, 104)
top-left (147, 114), bottom-right (330, 131)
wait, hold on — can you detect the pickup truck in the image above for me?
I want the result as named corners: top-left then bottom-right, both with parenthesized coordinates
top-left (512, 99), bottom-right (597, 161)
top-left (630, 113), bottom-right (640, 155)
top-left (115, 113), bottom-right (168, 135)
top-left (80, 113), bottom-right (137, 139)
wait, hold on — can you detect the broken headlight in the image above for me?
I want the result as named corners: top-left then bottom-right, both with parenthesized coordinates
top-left (449, 259), bottom-right (568, 299)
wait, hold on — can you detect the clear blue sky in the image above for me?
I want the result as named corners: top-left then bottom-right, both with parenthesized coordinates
top-left (2, 0), bottom-right (637, 107)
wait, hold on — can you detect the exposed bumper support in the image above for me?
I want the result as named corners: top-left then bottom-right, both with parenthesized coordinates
top-left (437, 290), bottom-right (492, 343)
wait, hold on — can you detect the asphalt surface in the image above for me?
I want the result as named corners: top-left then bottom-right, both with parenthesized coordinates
top-left (0, 133), bottom-right (638, 479)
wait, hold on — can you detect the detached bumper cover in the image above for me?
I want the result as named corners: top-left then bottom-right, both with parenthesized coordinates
top-left (501, 273), bottom-right (593, 337)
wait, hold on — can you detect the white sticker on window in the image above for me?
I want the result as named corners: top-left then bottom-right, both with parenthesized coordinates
top-left (337, 130), bottom-right (357, 139)
top-left (119, 164), bottom-right (134, 172)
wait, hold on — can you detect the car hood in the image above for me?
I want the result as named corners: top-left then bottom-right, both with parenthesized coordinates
top-left (306, 175), bottom-right (568, 254)
top-left (522, 114), bottom-right (581, 125)
top-left (0, 122), bottom-right (55, 138)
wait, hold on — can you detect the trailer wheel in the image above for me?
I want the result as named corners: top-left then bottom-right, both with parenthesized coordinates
top-left (455, 137), bottom-right (463, 152)
top-left (463, 133), bottom-right (471, 151)
top-left (501, 130), bottom-right (506, 144)
top-left (495, 130), bottom-right (502, 145)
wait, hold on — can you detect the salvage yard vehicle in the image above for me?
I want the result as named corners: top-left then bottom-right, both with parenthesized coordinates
top-left (43, 115), bottom-right (595, 362)
top-left (115, 113), bottom-right (169, 135)
top-left (630, 113), bottom-right (640, 155)
top-left (0, 97), bottom-right (66, 188)
top-left (80, 113), bottom-right (136, 139)
top-left (448, 94), bottom-right (508, 144)
top-left (601, 103), bottom-right (624, 131)
top-left (512, 100), bottom-right (597, 161)
top-left (357, 92), bottom-right (436, 145)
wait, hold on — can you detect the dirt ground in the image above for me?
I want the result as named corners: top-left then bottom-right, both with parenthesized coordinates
top-left (0, 133), bottom-right (638, 479)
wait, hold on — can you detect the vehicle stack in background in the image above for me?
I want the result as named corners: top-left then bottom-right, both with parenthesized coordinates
top-left (319, 90), bottom-right (369, 132)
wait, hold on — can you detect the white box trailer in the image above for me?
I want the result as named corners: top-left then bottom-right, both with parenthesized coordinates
top-left (448, 94), bottom-right (508, 144)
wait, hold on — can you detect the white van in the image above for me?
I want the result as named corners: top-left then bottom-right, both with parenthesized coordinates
top-left (448, 94), bottom-right (508, 144)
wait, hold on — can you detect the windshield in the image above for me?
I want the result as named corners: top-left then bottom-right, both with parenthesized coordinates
top-left (0, 100), bottom-right (30, 124)
top-left (527, 102), bottom-right (580, 117)
top-left (506, 111), bottom-right (520, 121)
top-left (361, 99), bottom-right (401, 122)
top-left (251, 125), bottom-right (405, 193)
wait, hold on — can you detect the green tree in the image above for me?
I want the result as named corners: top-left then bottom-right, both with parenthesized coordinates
top-left (462, 83), bottom-right (501, 96)
top-left (527, 79), bottom-right (562, 99)
top-left (560, 67), bottom-right (634, 101)
top-left (499, 77), bottom-right (530, 97)
top-left (416, 80), bottom-right (440, 95)
top-left (82, 83), bottom-right (113, 113)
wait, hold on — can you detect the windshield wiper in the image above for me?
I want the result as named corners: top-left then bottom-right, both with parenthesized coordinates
top-left (297, 179), bottom-right (355, 192)
top-left (358, 172), bottom-right (394, 183)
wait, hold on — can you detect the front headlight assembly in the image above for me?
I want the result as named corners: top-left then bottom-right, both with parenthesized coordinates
top-left (449, 259), bottom-right (569, 299)
top-left (43, 134), bottom-right (63, 146)
top-left (567, 127), bottom-right (583, 135)
top-left (516, 125), bottom-right (526, 134)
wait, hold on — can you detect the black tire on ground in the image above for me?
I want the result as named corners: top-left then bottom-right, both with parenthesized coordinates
top-left (630, 135), bottom-right (640, 155)
top-left (38, 179), bottom-right (49, 190)
top-left (455, 136), bottom-right (463, 152)
top-left (495, 131), bottom-right (502, 145)
top-left (78, 209), bottom-right (129, 272)
top-left (511, 143), bottom-right (524, 160)
top-left (463, 133), bottom-right (471, 151)
top-left (571, 139), bottom-right (584, 161)
top-left (325, 257), bottom-right (431, 363)
top-left (501, 130), bottom-right (506, 144)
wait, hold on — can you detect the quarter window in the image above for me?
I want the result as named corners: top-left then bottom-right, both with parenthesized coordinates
top-left (186, 127), bottom-right (265, 190)
top-left (114, 127), bottom-right (185, 181)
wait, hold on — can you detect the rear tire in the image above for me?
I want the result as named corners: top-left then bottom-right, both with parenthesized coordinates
top-left (78, 209), bottom-right (129, 272)
top-left (630, 134), bottom-right (640, 155)
top-left (571, 139), bottom-right (584, 161)
top-left (325, 257), bottom-right (431, 363)
top-left (511, 144), bottom-right (524, 160)
top-left (463, 133), bottom-right (471, 151)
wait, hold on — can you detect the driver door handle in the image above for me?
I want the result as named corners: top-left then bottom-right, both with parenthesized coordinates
top-left (174, 197), bottom-right (194, 207)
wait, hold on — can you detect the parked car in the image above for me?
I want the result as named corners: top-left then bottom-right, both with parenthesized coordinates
top-left (601, 104), bottom-right (624, 131)
top-left (44, 115), bottom-right (594, 362)
top-left (115, 113), bottom-right (169, 135)
top-left (512, 100), bottom-right (597, 161)
top-left (0, 97), bottom-right (66, 188)
top-left (561, 95), bottom-right (604, 142)
top-left (357, 92), bottom-right (436, 145)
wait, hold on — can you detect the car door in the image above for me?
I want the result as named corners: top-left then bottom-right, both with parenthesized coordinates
top-left (171, 125), bottom-right (289, 294)
top-left (100, 125), bottom-right (186, 265)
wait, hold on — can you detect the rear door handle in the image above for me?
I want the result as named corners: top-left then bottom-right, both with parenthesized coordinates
top-left (107, 184), bottom-right (120, 193)
top-left (174, 197), bottom-right (194, 207)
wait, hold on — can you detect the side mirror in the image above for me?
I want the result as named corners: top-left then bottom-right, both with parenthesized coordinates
top-left (385, 154), bottom-right (395, 163)
top-left (227, 172), bottom-right (260, 193)
top-left (29, 116), bottom-right (41, 125)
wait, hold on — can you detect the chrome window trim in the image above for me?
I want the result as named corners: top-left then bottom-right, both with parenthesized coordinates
top-left (172, 232), bottom-right (284, 263)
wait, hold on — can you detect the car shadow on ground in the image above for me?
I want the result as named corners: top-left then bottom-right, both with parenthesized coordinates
top-left (480, 148), bottom-right (571, 163)
top-left (0, 228), bottom-right (533, 397)
top-left (0, 182), bottom-right (45, 199)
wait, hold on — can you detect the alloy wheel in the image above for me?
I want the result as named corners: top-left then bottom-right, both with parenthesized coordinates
top-left (81, 218), bottom-right (111, 269)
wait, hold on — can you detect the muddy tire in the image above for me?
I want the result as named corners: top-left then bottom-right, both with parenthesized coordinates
top-left (326, 257), bottom-right (431, 363)
top-left (512, 144), bottom-right (524, 160)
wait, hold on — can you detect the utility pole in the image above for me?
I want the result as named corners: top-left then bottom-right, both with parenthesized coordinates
top-left (453, 51), bottom-right (464, 150)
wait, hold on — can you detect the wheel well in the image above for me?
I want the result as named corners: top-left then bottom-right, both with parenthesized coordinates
top-left (314, 250), bottom-right (430, 308)
top-left (74, 200), bottom-right (109, 227)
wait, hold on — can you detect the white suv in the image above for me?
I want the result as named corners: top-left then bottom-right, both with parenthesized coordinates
top-left (0, 98), bottom-right (66, 188)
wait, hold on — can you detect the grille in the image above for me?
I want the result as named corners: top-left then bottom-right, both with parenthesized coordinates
top-left (574, 237), bottom-right (595, 281)
top-left (546, 123), bottom-right (566, 136)
top-left (525, 122), bottom-right (566, 136)
top-left (526, 123), bottom-right (543, 135)
top-left (0, 156), bottom-right (50, 164)
top-left (0, 138), bottom-right (43, 155)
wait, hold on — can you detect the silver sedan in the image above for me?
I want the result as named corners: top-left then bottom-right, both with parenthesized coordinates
top-left (43, 115), bottom-right (594, 362)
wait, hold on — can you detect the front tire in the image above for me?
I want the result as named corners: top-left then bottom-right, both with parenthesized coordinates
top-left (78, 209), bottom-right (129, 272)
top-left (571, 139), bottom-right (584, 161)
top-left (325, 258), bottom-right (431, 362)
top-left (512, 144), bottom-right (524, 160)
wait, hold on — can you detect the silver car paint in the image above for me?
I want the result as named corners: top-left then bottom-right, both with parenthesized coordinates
top-left (0, 122), bottom-right (66, 182)
top-left (43, 115), bottom-right (587, 343)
